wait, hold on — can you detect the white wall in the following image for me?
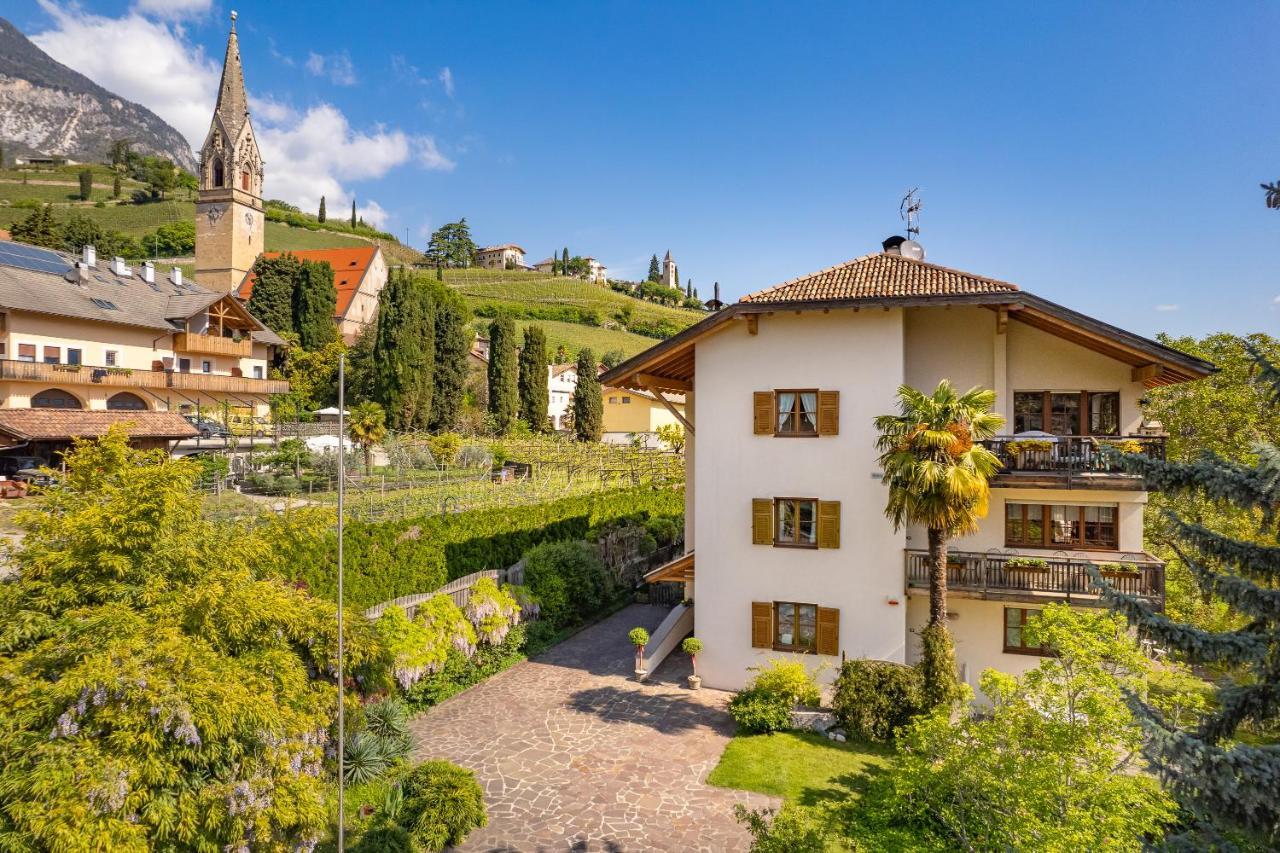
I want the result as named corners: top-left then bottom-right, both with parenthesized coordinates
top-left (693, 309), bottom-right (908, 690)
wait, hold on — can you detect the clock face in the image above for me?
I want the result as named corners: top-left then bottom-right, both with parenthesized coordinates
top-left (244, 210), bottom-right (256, 234)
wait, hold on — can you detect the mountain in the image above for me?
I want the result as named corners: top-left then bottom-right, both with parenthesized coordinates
top-left (0, 17), bottom-right (197, 172)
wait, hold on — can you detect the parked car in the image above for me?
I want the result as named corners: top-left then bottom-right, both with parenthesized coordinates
top-left (183, 415), bottom-right (230, 439)
top-left (229, 415), bottom-right (272, 437)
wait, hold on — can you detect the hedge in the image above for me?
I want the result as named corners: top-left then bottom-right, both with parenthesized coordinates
top-left (266, 485), bottom-right (683, 609)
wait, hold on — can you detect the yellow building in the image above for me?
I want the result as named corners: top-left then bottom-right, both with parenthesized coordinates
top-left (602, 385), bottom-right (686, 447)
top-left (0, 245), bottom-right (286, 421)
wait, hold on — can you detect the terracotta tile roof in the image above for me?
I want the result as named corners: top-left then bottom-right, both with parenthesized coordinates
top-left (237, 246), bottom-right (380, 319)
top-left (740, 252), bottom-right (1020, 304)
top-left (0, 410), bottom-right (197, 441)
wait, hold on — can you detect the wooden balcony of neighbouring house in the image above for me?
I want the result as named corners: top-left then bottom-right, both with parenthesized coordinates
top-left (979, 435), bottom-right (1165, 490)
top-left (0, 359), bottom-right (288, 396)
top-left (904, 549), bottom-right (1164, 607)
top-left (173, 331), bottom-right (254, 358)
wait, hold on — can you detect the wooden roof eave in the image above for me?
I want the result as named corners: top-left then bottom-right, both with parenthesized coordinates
top-left (644, 551), bottom-right (694, 584)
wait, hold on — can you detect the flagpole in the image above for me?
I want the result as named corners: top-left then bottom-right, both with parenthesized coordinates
top-left (336, 352), bottom-right (346, 850)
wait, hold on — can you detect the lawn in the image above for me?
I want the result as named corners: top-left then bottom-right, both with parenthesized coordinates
top-left (0, 197), bottom-right (195, 237)
top-left (707, 731), bottom-right (892, 808)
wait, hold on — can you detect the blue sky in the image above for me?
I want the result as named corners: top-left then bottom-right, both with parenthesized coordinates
top-left (5, 1), bottom-right (1277, 336)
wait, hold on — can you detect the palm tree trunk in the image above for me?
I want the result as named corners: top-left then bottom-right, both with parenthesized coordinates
top-left (927, 526), bottom-right (949, 626)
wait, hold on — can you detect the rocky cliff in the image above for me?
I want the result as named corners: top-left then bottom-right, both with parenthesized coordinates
top-left (0, 17), bottom-right (197, 172)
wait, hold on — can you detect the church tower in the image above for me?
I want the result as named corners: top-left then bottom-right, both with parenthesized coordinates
top-left (195, 11), bottom-right (264, 293)
top-left (661, 250), bottom-right (678, 289)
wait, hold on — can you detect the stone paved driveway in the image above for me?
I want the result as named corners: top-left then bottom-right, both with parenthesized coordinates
top-left (408, 604), bottom-right (776, 852)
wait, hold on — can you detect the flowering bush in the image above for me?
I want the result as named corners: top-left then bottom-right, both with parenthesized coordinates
top-left (376, 597), bottom-right (477, 691)
top-left (465, 578), bottom-right (522, 645)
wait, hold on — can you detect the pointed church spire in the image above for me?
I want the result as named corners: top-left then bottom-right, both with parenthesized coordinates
top-left (214, 11), bottom-right (250, 140)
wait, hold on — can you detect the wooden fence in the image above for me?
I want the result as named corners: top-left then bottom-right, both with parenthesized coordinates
top-left (363, 563), bottom-right (525, 620)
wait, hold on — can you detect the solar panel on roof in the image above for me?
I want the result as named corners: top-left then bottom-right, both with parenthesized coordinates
top-left (0, 242), bottom-right (70, 276)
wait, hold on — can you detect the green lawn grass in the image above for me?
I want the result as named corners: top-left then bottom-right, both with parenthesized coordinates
top-left (707, 731), bottom-right (893, 808)
top-left (264, 221), bottom-right (370, 252)
top-left (0, 198), bottom-right (195, 236)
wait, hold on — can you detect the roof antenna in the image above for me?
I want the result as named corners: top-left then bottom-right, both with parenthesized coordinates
top-left (899, 187), bottom-right (921, 240)
top-left (896, 188), bottom-right (926, 260)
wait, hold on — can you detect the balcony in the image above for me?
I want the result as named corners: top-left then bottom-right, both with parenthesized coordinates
top-left (0, 359), bottom-right (288, 396)
top-left (174, 332), bottom-right (253, 358)
top-left (980, 435), bottom-right (1165, 490)
top-left (905, 549), bottom-right (1164, 605)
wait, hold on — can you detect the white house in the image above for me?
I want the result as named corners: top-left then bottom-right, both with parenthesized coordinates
top-left (533, 256), bottom-right (607, 283)
top-left (601, 237), bottom-right (1213, 694)
top-left (476, 244), bottom-right (527, 270)
top-left (548, 362), bottom-right (578, 430)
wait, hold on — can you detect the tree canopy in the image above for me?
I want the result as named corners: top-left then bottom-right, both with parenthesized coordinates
top-left (423, 219), bottom-right (478, 268)
top-left (372, 270), bottom-right (436, 430)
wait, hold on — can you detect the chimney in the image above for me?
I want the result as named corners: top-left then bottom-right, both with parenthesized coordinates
top-left (713, 282), bottom-right (721, 303)
top-left (881, 235), bottom-right (907, 255)
top-left (142, 261), bottom-right (155, 284)
top-left (82, 245), bottom-right (96, 267)
top-left (111, 257), bottom-right (131, 276)
top-left (170, 266), bottom-right (183, 287)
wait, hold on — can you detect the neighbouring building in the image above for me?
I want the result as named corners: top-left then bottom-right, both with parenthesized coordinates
top-left (533, 256), bottom-right (608, 283)
top-left (602, 237), bottom-right (1214, 694)
top-left (236, 246), bottom-right (388, 342)
top-left (661, 250), bottom-right (679, 290)
top-left (195, 12), bottom-right (264, 294)
top-left (0, 244), bottom-right (287, 426)
top-left (548, 362), bottom-right (577, 431)
top-left (602, 386), bottom-right (686, 448)
top-left (476, 244), bottom-right (528, 270)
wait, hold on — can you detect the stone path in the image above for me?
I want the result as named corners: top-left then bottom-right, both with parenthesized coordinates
top-left (408, 604), bottom-right (776, 852)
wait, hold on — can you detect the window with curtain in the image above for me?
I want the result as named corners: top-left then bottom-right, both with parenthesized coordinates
top-left (1014, 391), bottom-right (1120, 435)
top-left (1005, 503), bottom-right (1119, 549)
top-left (776, 390), bottom-right (818, 435)
top-left (775, 602), bottom-right (817, 652)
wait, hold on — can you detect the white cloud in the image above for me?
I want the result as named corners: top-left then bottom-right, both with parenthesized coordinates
top-left (357, 200), bottom-right (390, 230)
top-left (131, 0), bottom-right (212, 20)
top-left (438, 67), bottom-right (455, 98)
top-left (33, 0), bottom-right (217, 154)
top-left (306, 51), bottom-right (357, 86)
top-left (415, 137), bottom-right (455, 171)
top-left (1155, 304), bottom-right (1180, 312)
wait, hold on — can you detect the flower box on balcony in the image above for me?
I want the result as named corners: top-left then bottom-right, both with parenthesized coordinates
top-left (1003, 557), bottom-right (1050, 572)
top-left (1098, 562), bottom-right (1141, 578)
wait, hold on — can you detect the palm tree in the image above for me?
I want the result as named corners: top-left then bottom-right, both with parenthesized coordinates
top-left (1263, 180), bottom-right (1280, 210)
top-left (875, 381), bottom-right (1003, 701)
top-left (347, 401), bottom-right (387, 476)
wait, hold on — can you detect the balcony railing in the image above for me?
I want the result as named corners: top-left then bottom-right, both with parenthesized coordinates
top-left (981, 435), bottom-right (1164, 480)
top-left (905, 549), bottom-right (1164, 603)
top-left (0, 359), bottom-right (288, 396)
top-left (174, 332), bottom-right (253, 358)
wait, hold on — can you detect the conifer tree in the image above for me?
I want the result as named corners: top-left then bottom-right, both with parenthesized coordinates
top-left (247, 253), bottom-right (302, 337)
top-left (487, 314), bottom-right (519, 434)
top-left (428, 282), bottom-right (470, 432)
top-left (572, 348), bottom-right (603, 442)
top-left (293, 259), bottom-right (337, 350)
top-left (318, 195), bottom-right (326, 223)
top-left (350, 199), bottom-right (357, 228)
top-left (686, 278), bottom-right (693, 298)
top-left (518, 325), bottom-right (550, 432)
top-left (10, 205), bottom-right (62, 249)
top-left (372, 270), bottom-right (436, 429)
top-left (1096, 344), bottom-right (1280, 845)
top-left (112, 174), bottom-right (121, 199)
top-left (562, 248), bottom-right (569, 276)
top-left (77, 168), bottom-right (93, 201)
top-left (647, 254), bottom-right (661, 282)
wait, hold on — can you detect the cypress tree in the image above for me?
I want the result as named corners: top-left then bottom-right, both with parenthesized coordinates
top-left (562, 248), bottom-right (569, 276)
top-left (111, 175), bottom-right (121, 199)
top-left (318, 195), bottom-right (326, 223)
top-left (518, 325), bottom-right (550, 432)
top-left (350, 199), bottom-right (357, 228)
top-left (293, 259), bottom-right (337, 350)
top-left (428, 282), bottom-right (470, 432)
top-left (486, 314), bottom-right (519, 434)
top-left (572, 348), bottom-right (603, 442)
top-left (247, 254), bottom-right (302, 337)
top-left (77, 169), bottom-right (93, 201)
top-left (372, 269), bottom-right (436, 430)
top-left (647, 254), bottom-right (661, 282)
top-left (1095, 345), bottom-right (1280, 844)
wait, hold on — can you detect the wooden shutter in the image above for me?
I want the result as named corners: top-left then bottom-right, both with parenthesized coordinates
top-left (817, 501), bottom-right (841, 549)
top-left (752, 499), bottom-right (774, 545)
top-left (817, 390), bottom-right (839, 436)
top-left (816, 607), bottom-right (840, 656)
top-left (751, 602), bottom-right (773, 649)
top-left (753, 391), bottom-right (774, 435)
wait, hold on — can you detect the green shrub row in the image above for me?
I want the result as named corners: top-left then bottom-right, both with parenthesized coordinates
top-left (471, 301), bottom-right (603, 327)
top-left (832, 659), bottom-right (927, 742)
top-left (402, 624), bottom-right (527, 711)
top-left (269, 485), bottom-right (683, 609)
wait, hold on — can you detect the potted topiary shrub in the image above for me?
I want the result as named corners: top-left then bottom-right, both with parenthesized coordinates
top-left (682, 637), bottom-right (703, 689)
top-left (629, 627), bottom-right (649, 678)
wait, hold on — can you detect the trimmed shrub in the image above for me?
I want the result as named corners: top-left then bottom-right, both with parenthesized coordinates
top-left (746, 659), bottom-right (822, 707)
top-left (728, 687), bottom-right (793, 733)
top-left (523, 540), bottom-right (616, 629)
top-left (832, 659), bottom-right (926, 742)
top-left (266, 485), bottom-right (683, 609)
top-left (398, 760), bottom-right (487, 851)
top-left (918, 623), bottom-right (963, 709)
